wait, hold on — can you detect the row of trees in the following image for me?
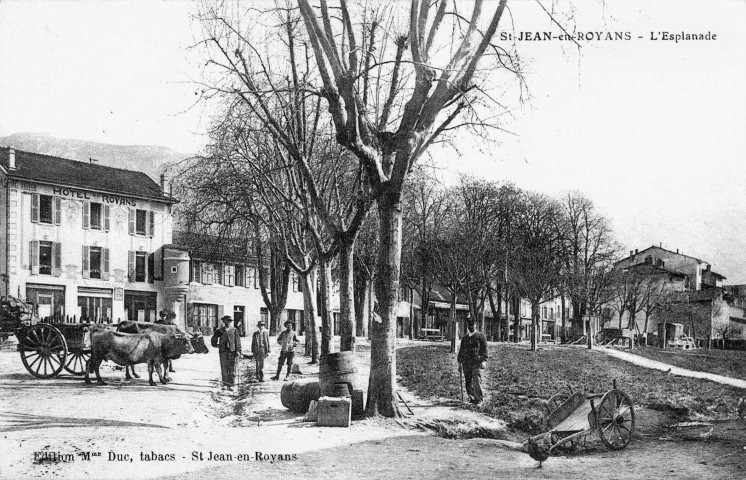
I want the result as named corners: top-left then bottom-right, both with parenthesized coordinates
top-left (399, 173), bottom-right (621, 352)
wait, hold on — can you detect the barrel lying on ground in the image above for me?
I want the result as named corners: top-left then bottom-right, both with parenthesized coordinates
top-left (280, 378), bottom-right (321, 413)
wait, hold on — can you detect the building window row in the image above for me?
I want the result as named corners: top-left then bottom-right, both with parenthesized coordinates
top-left (31, 242), bottom-right (151, 284)
top-left (31, 194), bottom-right (156, 238)
top-left (190, 260), bottom-right (259, 289)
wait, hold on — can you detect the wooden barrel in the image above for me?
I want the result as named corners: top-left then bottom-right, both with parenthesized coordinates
top-left (319, 351), bottom-right (356, 397)
top-left (280, 378), bottom-right (321, 413)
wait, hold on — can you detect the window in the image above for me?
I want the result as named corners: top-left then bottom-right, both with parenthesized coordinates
top-left (39, 241), bottom-right (53, 275)
top-left (127, 250), bottom-right (148, 283)
top-left (31, 194), bottom-right (61, 225)
top-left (29, 240), bottom-right (61, 276)
top-left (191, 260), bottom-right (201, 283)
top-left (260, 307), bottom-right (268, 324)
top-left (90, 247), bottom-right (102, 279)
top-left (78, 292), bottom-right (112, 322)
top-left (201, 262), bottom-right (217, 284)
top-left (135, 252), bottom-right (147, 282)
top-left (224, 264), bottom-right (235, 286)
top-left (235, 265), bottom-right (245, 287)
top-left (39, 195), bottom-right (53, 223)
top-left (190, 304), bottom-right (218, 329)
top-left (136, 210), bottom-right (147, 235)
top-left (129, 208), bottom-right (154, 237)
top-left (83, 246), bottom-right (110, 280)
top-left (82, 202), bottom-right (109, 231)
top-left (644, 255), bottom-right (653, 265)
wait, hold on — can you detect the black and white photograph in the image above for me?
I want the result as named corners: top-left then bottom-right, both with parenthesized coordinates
top-left (0, 0), bottom-right (744, 478)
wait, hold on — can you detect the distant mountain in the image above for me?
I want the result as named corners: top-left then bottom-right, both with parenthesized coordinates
top-left (0, 132), bottom-right (191, 182)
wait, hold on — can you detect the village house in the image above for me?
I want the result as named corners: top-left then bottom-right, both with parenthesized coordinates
top-left (0, 147), bottom-right (177, 323)
top-left (608, 244), bottom-right (740, 347)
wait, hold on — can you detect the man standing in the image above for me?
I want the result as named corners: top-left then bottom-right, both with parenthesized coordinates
top-left (271, 321), bottom-right (299, 381)
top-left (213, 315), bottom-right (242, 391)
top-left (251, 320), bottom-right (270, 382)
top-left (457, 317), bottom-right (488, 405)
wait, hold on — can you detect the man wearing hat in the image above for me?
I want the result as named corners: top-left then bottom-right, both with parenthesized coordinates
top-left (251, 320), bottom-right (270, 382)
top-left (271, 320), bottom-right (299, 381)
top-left (457, 316), bottom-right (488, 405)
top-left (213, 315), bottom-right (242, 391)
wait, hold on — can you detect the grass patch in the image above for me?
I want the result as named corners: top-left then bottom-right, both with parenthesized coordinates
top-left (628, 346), bottom-right (746, 378)
top-left (397, 344), bottom-right (745, 434)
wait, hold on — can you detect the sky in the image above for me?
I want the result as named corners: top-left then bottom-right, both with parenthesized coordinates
top-left (1, 0), bottom-right (744, 282)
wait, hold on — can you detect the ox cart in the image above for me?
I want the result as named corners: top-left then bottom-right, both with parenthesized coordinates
top-left (0, 296), bottom-right (93, 378)
top-left (525, 381), bottom-right (635, 465)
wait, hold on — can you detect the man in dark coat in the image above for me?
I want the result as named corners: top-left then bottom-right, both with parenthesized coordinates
top-left (271, 320), bottom-right (299, 381)
top-left (213, 315), bottom-right (242, 391)
top-left (457, 316), bottom-right (488, 405)
top-left (251, 320), bottom-right (270, 382)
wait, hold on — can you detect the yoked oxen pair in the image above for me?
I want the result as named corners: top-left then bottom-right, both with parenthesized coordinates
top-left (116, 321), bottom-right (209, 381)
top-left (85, 327), bottom-right (194, 386)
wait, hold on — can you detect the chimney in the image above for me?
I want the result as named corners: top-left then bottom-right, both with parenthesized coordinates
top-left (8, 148), bottom-right (16, 170)
top-left (635, 249), bottom-right (638, 255)
top-left (659, 242), bottom-right (662, 248)
top-left (160, 173), bottom-right (168, 195)
top-left (89, 157), bottom-right (98, 164)
top-left (630, 250), bottom-right (634, 258)
top-left (677, 249), bottom-right (679, 254)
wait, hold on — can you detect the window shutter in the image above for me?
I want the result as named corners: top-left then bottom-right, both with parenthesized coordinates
top-left (217, 263), bottom-right (224, 285)
top-left (128, 251), bottom-right (136, 282)
top-left (54, 197), bottom-right (62, 225)
top-left (147, 253), bottom-right (154, 284)
top-left (82, 245), bottom-right (90, 279)
top-left (102, 248), bottom-right (110, 281)
top-left (82, 201), bottom-right (90, 229)
top-left (148, 211), bottom-right (155, 237)
top-left (31, 194), bottom-right (39, 223)
top-left (30, 240), bottom-right (39, 274)
top-left (52, 242), bottom-right (62, 277)
top-left (128, 208), bottom-right (135, 235)
top-left (103, 205), bottom-right (110, 232)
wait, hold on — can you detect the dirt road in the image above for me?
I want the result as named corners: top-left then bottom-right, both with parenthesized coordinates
top-left (0, 338), bottom-right (744, 479)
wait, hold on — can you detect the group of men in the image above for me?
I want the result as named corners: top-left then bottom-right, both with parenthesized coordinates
top-left (211, 313), bottom-right (488, 405)
top-left (211, 315), bottom-right (299, 391)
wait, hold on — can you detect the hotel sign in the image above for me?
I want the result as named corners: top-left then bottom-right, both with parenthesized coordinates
top-left (52, 187), bottom-right (137, 207)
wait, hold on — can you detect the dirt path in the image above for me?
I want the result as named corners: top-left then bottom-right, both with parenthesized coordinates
top-left (1, 337), bottom-right (745, 479)
top-left (598, 347), bottom-right (746, 389)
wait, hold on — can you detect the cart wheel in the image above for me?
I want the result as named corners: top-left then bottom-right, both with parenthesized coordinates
top-left (63, 350), bottom-right (90, 376)
top-left (596, 389), bottom-right (635, 450)
top-left (19, 324), bottom-right (68, 378)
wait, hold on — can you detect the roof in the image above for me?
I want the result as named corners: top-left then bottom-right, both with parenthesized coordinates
top-left (615, 245), bottom-right (704, 267)
top-left (171, 231), bottom-right (256, 264)
top-left (0, 147), bottom-right (177, 204)
top-left (706, 270), bottom-right (727, 280)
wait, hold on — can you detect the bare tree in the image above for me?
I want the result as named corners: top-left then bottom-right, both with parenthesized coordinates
top-left (197, 0), bottom-right (518, 417)
top-left (508, 192), bottom-right (563, 351)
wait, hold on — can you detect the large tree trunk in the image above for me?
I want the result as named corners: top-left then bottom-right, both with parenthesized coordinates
top-left (339, 238), bottom-right (356, 352)
top-left (301, 272), bottom-right (319, 363)
top-left (365, 193), bottom-right (402, 417)
top-left (449, 292), bottom-right (457, 354)
top-left (366, 194), bottom-right (402, 418)
top-left (318, 256), bottom-right (333, 356)
top-left (353, 269), bottom-right (369, 338)
top-left (488, 287), bottom-right (500, 342)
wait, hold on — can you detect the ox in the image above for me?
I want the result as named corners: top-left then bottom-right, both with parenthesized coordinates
top-left (85, 329), bottom-right (194, 386)
top-left (116, 321), bottom-right (208, 381)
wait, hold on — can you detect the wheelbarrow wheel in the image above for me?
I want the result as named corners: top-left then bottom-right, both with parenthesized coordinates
top-left (19, 324), bottom-right (68, 378)
top-left (596, 389), bottom-right (635, 450)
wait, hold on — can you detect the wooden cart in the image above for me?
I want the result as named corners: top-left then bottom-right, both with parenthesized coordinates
top-left (0, 296), bottom-right (94, 378)
top-left (525, 381), bottom-right (635, 464)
